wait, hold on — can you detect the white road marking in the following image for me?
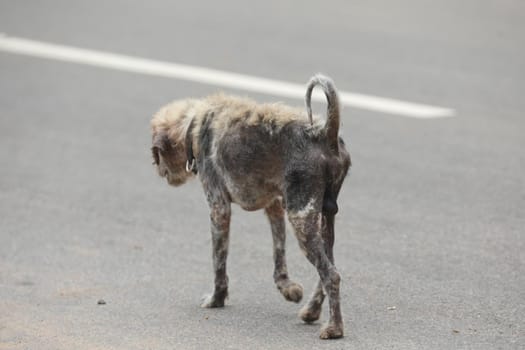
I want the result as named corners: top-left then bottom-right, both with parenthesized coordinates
top-left (0, 34), bottom-right (455, 118)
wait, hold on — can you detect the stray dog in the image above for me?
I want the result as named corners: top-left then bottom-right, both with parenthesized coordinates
top-left (150, 74), bottom-right (351, 339)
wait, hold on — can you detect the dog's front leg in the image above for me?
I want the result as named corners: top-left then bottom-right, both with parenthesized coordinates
top-left (201, 199), bottom-right (231, 308)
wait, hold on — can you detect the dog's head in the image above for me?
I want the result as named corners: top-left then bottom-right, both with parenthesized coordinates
top-left (151, 102), bottom-right (196, 186)
top-left (151, 129), bottom-right (193, 186)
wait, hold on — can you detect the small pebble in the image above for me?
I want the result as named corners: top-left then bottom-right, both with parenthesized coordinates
top-left (97, 299), bottom-right (106, 305)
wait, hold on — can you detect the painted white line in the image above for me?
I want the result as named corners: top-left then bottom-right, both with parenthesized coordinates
top-left (0, 34), bottom-right (455, 118)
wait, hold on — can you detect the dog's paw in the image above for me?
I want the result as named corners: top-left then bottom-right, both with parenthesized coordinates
top-left (299, 303), bottom-right (322, 323)
top-left (319, 322), bottom-right (344, 339)
top-left (200, 294), bottom-right (226, 308)
top-left (278, 280), bottom-right (303, 303)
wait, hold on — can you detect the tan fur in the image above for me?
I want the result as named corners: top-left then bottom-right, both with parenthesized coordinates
top-left (151, 93), bottom-right (321, 163)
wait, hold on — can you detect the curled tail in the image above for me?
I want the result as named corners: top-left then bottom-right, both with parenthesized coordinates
top-left (305, 74), bottom-right (340, 152)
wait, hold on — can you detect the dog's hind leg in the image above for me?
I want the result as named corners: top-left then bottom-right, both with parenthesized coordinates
top-left (288, 206), bottom-right (343, 339)
top-left (201, 197), bottom-right (231, 308)
top-left (265, 198), bottom-right (303, 303)
top-left (299, 214), bottom-right (335, 323)
top-left (299, 280), bottom-right (325, 323)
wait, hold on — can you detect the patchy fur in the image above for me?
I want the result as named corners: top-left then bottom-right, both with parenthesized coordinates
top-left (150, 74), bottom-right (351, 339)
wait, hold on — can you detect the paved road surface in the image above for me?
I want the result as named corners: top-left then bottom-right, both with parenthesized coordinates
top-left (1, 1), bottom-right (524, 349)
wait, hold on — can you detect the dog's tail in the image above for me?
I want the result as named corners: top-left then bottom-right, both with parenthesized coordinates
top-left (305, 74), bottom-right (340, 152)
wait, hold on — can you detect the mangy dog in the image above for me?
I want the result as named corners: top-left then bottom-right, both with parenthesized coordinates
top-left (150, 74), bottom-right (351, 339)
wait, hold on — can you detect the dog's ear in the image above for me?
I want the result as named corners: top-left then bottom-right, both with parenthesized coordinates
top-left (151, 131), bottom-right (172, 165)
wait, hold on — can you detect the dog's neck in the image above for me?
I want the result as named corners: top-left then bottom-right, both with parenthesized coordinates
top-left (184, 117), bottom-right (198, 174)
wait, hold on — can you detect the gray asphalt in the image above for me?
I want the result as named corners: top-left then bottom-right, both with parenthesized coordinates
top-left (1, 1), bottom-right (524, 349)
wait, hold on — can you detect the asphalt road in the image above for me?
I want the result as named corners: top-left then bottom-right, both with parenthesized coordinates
top-left (1, 1), bottom-right (524, 349)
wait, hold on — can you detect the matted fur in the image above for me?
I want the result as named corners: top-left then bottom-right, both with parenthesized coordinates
top-left (150, 75), bottom-right (351, 339)
top-left (151, 93), bottom-right (324, 163)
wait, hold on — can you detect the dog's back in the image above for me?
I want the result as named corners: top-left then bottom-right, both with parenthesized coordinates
top-left (209, 97), bottom-right (320, 210)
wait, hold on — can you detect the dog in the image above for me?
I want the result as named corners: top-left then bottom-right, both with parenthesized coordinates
top-left (150, 74), bottom-right (351, 339)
